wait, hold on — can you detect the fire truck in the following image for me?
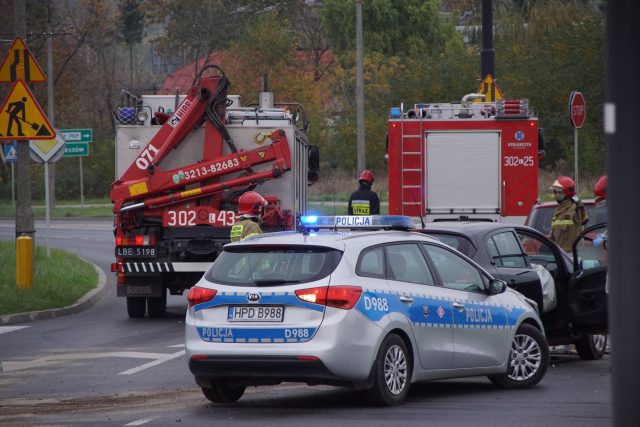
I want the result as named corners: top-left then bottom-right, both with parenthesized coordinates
top-left (110, 65), bottom-right (319, 318)
top-left (387, 94), bottom-right (545, 223)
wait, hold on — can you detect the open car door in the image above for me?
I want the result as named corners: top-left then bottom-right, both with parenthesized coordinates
top-left (567, 224), bottom-right (609, 334)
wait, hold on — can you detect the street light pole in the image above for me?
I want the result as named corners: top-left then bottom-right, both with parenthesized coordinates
top-left (355, 0), bottom-right (365, 173)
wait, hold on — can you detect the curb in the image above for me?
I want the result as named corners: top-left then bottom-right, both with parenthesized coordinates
top-left (0, 259), bottom-right (109, 325)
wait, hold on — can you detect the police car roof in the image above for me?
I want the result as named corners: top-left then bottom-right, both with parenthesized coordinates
top-left (226, 228), bottom-right (440, 250)
top-left (225, 216), bottom-right (437, 250)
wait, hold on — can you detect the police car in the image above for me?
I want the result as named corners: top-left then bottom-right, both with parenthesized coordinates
top-left (185, 216), bottom-right (549, 406)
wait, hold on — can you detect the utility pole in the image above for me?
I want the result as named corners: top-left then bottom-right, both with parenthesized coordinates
top-left (481, 0), bottom-right (495, 79)
top-left (46, 0), bottom-right (56, 209)
top-left (14, 0), bottom-right (35, 240)
top-left (355, 0), bottom-right (365, 173)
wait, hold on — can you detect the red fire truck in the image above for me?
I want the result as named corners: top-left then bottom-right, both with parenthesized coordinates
top-left (387, 94), bottom-right (545, 223)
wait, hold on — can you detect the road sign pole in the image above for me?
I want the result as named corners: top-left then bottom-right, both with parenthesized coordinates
top-left (79, 157), bottom-right (84, 208)
top-left (574, 127), bottom-right (579, 194)
top-left (569, 91), bottom-right (586, 194)
top-left (44, 161), bottom-right (51, 257)
top-left (11, 162), bottom-right (15, 209)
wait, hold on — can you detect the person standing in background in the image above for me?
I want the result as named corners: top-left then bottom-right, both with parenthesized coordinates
top-left (348, 170), bottom-right (380, 215)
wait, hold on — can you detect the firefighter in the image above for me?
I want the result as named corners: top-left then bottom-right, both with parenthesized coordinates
top-left (549, 176), bottom-right (589, 252)
top-left (593, 175), bottom-right (608, 248)
top-left (230, 191), bottom-right (268, 242)
top-left (348, 170), bottom-right (380, 215)
top-left (592, 175), bottom-right (609, 295)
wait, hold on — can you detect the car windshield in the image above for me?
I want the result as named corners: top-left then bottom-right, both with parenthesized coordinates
top-left (423, 232), bottom-right (477, 258)
top-left (533, 203), bottom-right (608, 235)
top-left (204, 245), bottom-right (343, 287)
top-left (585, 204), bottom-right (608, 225)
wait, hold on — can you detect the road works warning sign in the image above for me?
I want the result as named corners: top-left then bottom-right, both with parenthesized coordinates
top-left (0, 80), bottom-right (55, 140)
top-left (0, 37), bottom-right (47, 83)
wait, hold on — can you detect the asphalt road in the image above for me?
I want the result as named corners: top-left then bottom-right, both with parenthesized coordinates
top-left (0, 219), bottom-right (612, 426)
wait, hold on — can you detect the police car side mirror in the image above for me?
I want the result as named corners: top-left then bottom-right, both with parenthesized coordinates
top-left (488, 279), bottom-right (507, 295)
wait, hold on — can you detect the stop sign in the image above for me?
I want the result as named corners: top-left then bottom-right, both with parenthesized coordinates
top-left (569, 91), bottom-right (586, 129)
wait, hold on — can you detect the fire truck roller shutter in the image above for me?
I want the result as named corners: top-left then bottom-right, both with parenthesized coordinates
top-left (426, 132), bottom-right (500, 213)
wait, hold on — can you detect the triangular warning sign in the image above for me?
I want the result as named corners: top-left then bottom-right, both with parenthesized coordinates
top-left (257, 151), bottom-right (266, 159)
top-left (474, 74), bottom-right (504, 102)
top-left (0, 37), bottom-right (47, 83)
top-left (0, 80), bottom-right (55, 140)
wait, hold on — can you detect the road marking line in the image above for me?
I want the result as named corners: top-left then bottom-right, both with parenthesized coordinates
top-left (168, 343), bottom-right (185, 348)
top-left (0, 326), bottom-right (29, 335)
top-left (118, 350), bottom-right (185, 375)
top-left (1, 350), bottom-right (183, 373)
top-left (125, 417), bottom-right (159, 426)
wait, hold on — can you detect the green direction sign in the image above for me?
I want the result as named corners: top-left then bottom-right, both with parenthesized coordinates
top-left (60, 128), bottom-right (93, 143)
top-left (63, 142), bottom-right (89, 157)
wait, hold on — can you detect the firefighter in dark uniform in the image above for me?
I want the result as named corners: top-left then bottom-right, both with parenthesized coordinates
top-left (550, 176), bottom-right (589, 252)
top-left (348, 170), bottom-right (380, 215)
top-left (230, 191), bottom-right (268, 242)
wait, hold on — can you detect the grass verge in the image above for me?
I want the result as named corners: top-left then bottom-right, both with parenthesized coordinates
top-left (0, 242), bottom-right (98, 316)
top-left (0, 198), bottom-right (113, 218)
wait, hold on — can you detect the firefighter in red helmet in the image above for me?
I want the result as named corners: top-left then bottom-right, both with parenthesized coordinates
top-left (549, 176), bottom-right (589, 252)
top-left (348, 170), bottom-right (380, 215)
top-left (592, 175), bottom-right (609, 294)
top-left (230, 191), bottom-right (268, 242)
top-left (593, 175), bottom-right (608, 248)
top-left (594, 175), bottom-right (607, 207)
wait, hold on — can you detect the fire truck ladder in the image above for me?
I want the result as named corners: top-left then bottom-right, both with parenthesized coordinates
top-left (400, 111), bottom-right (424, 216)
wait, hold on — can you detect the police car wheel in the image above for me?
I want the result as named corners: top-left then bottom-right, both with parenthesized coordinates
top-left (126, 297), bottom-right (146, 318)
top-left (366, 334), bottom-right (412, 406)
top-left (575, 334), bottom-right (607, 360)
top-left (488, 324), bottom-right (549, 389)
top-left (201, 380), bottom-right (246, 403)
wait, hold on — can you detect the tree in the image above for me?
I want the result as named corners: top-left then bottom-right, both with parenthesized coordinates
top-left (321, 0), bottom-right (453, 57)
top-left (492, 0), bottom-right (605, 174)
top-left (143, 0), bottom-right (285, 79)
top-left (119, 0), bottom-right (144, 89)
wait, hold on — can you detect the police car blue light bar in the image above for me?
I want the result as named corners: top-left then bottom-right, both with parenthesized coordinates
top-left (299, 215), bottom-right (414, 231)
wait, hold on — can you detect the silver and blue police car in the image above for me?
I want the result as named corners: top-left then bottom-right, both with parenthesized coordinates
top-left (185, 216), bottom-right (549, 406)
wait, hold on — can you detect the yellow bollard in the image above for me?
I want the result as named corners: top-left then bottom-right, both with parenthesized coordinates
top-left (16, 235), bottom-right (34, 288)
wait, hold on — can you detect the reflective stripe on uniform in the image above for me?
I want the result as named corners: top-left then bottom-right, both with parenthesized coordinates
top-left (551, 219), bottom-right (574, 226)
top-left (351, 200), bottom-right (371, 215)
top-left (230, 224), bottom-right (244, 238)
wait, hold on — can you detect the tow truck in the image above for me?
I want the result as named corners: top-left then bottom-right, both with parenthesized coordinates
top-left (110, 65), bottom-right (319, 318)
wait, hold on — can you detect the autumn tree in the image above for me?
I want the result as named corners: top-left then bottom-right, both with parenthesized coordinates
top-left (492, 0), bottom-right (605, 174)
top-left (318, 0), bottom-right (466, 172)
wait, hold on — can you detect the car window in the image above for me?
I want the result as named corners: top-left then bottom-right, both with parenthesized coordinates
top-left (385, 244), bottom-right (435, 285)
top-left (585, 204), bottom-right (608, 226)
top-left (423, 232), bottom-right (476, 258)
top-left (486, 231), bottom-right (527, 268)
top-left (357, 246), bottom-right (385, 278)
top-left (574, 224), bottom-right (609, 269)
top-left (422, 244), bottom-right (486, 293)
top-left (536, 207), bottom-right (555, 235)
top-left (205, 246), bottom-right (342, 286)
top-left (517, 231), bottom-right (560, 279)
